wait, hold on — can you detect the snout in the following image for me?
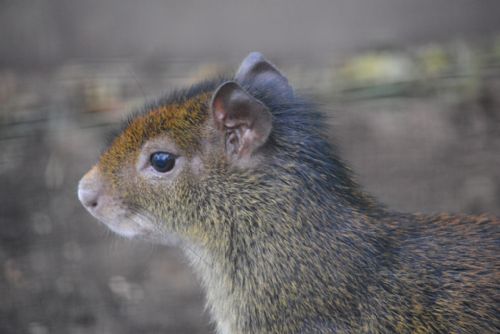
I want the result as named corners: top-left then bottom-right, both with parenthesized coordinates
top-left (78, 166), bottom-right (150, 238)
top-left (78, 166), bottom-right (103, 214)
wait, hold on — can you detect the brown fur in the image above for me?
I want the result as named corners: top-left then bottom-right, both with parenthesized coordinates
top-left (79, 54), bottom-right (499, 334)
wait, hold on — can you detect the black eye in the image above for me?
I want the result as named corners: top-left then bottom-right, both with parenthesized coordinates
top-left (150, 152), bottom-right (176, 173)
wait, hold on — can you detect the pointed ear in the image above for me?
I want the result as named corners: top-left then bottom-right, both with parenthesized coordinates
top-left (235, 52), bottom-right (293, 98)
top-left (211, 81), bottom-right (272, 161)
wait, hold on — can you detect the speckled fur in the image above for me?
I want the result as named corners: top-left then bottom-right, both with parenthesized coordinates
top-left (96, 74), bottom-right (499, 333)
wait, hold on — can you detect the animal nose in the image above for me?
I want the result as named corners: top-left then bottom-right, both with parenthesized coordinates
top-left (78, 186), bottom-right (99, 209)
top-left (78, 166), bottom-right (102, 212)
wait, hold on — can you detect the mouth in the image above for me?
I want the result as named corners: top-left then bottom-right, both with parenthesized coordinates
top-left (100, 214), bottom-right (183, 245)
top-left (89, 207), bottom-right (156, 239)
top-left (101, 217), bottom-right (145, 238)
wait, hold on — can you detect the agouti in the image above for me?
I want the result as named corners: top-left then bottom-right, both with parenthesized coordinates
top-left (78, 52), bottom-right (499, 333)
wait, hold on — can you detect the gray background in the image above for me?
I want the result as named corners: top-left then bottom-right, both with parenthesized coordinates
top-left (1, 0), bottom-right (500, 66)
top-left (0, 1), bottom-right (499, 333)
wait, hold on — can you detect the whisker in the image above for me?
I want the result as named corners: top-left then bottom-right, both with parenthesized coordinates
top-left (127, 207), bottom-right (212, 267)
top-left (128, 67), bottom-right (148, 100)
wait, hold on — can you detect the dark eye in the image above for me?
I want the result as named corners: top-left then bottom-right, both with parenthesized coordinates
top-left (150, 152), bottom-right (176, 173)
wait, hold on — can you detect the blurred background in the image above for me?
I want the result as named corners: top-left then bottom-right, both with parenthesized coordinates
top-left (1, 1), bottom-right (499, 333)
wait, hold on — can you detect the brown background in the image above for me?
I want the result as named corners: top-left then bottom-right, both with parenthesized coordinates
top-left (0, 1), bottom-right (499, 333)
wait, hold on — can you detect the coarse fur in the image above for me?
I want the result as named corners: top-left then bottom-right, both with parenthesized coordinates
top-left (78, 53), bottom-right (499, 334)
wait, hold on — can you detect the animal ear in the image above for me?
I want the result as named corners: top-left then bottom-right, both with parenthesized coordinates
top-left (211, 81), bottom-right (272, 161)
top-left (235, 52), bottom-right (293, 99)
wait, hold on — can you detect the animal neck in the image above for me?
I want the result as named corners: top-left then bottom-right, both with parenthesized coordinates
top-left (182, 168), bottom-right (386, 333)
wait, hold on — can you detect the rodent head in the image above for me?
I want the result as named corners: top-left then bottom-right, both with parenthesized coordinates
top-left (77, 52), bottom-right (295, 243)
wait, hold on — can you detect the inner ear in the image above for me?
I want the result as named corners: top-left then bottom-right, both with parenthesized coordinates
top-left (211, 81), bottom-right (272, 161)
